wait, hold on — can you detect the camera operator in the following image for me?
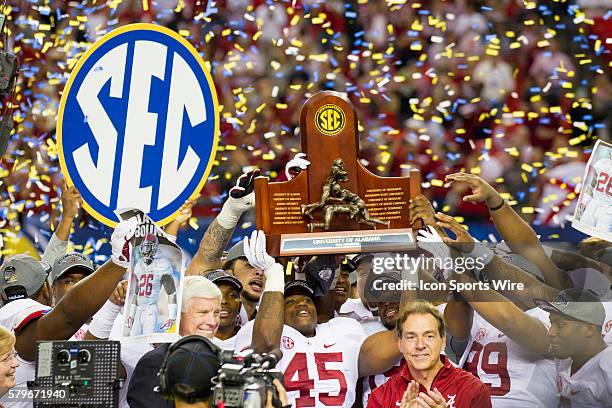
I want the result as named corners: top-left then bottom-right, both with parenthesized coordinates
top-left (160, 336), bottom-right (289, 408)
top-left (128, 276), bottom-right (222, 408)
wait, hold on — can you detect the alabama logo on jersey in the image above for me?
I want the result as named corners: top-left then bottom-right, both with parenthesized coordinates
top-left (58, 24), bottom-right (219, 226)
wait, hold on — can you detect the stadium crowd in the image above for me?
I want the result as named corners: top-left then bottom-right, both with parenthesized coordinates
top-left (0, 0), bottom-right (610, 407)
top-left (0, 0), bottom-right (610, 240)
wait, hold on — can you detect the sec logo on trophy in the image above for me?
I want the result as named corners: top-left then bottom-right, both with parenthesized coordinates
top-left (58, 23), bottom-right (219, 227)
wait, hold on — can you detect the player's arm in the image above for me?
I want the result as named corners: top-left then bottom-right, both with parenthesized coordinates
top-left (163, 198), bottom-right (196, 239)
top-left (358, 330), bottom-right (401, 377)
top-left (53, 183), bottom-right (82, 243)
top-left (453, 272), bottom-right (552, 356)
top-left (244, 231), bottom-right (285, 354)
top-left (160, 273), bottom-right (178, 330)
top-left (84, 280), bottom-right (127, 340)
top-left (434, 212), bottom-right (559, 308)
top-left (186, 169), bottom-right (259, 275)
top-left (358, 283), bottom-right (419, 377)
top-left (16, 219), bottom-right (137, 361)
top-left (426, 217), bottom-right (553, 355)
top-left (444, 299), bottom-right (473, 341)
top-left (41, 184), bottom-right (82, 265)
top-left (445, 173), bottom-right (572, 290)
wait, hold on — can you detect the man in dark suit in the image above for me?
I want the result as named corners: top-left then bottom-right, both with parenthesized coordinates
top-left (127, 276), bottom-right (223, 408)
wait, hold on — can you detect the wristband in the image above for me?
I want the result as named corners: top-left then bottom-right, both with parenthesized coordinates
top-left (466, 243), bottom-right (495, 266)
top-left (488, 197), bottom-right (505, 212)
top-left (263, 263), bottom-right (285, 293)
top-left (466, 243), bottom-right (494, 282)
top-left (110, 256), bottom-right (130, 269)
top-left (88, 300), bottom-right (121, 339)
top-left (217, 195), bottom-right (253, 229)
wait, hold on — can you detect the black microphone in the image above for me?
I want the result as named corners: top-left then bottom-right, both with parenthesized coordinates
top-left (259, 349), bottom-right (283, 370)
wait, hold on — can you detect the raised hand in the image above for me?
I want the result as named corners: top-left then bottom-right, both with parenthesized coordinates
top-left (445, 172), bottom-right (503, 209)
top-left (217, 169), bottom-right (260, 229)
top-left (417, 226), bottom-right (451, 260)
top-left (285, 153), bottom-right (310, 180)
top-left (434, 212), bottom-right (475, 254)
top-left (61, 183), bottom-right (82, 220)
top-left (110, 280), bottom-right (128, 306)
top-left (243, 230), bottom-right (276, 273)
top-left (409, 195), bottom-right (437, 227)
top-left (110, 218), bottom-right (139, 268)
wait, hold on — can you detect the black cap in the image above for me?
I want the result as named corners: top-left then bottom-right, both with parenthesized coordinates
top-left (163, 336), bottom-right (220, 402)
top-left (364, 270), bottom-right (402, 304)
top-left (534, 288), bottom-right (605, 327)
top-left (284, 280), bottom-right (315, 299)
top-left (223, 240), bottom-right (247, 269)
top-left (205, 270), bottom-right (243, 293)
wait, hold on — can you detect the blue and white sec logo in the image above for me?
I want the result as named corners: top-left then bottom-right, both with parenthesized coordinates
top-left (58, 24), bottom-right (219, 227)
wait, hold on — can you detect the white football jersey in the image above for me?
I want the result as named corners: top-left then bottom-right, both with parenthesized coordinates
top-left (213, 335), bottom-right (236, 351)
top-left (234, 317), bottom-right (366, 408)
top-left (337, 298), bottom-right (382, 335)
top-left (69, 323), bottom-right (89, 341)
top-left (0, 299), bottom-right (51, 408)
top-left (359, 319), bottom-right (402, 407)
top-left (591, 158), bottom-right (612, 204)
top-left (133, 257), bottom-right (174, 306)
top-left (603, 302), bottom-right (612, 345)
top-left (459, 309), bottom-right (559, 408)
top-left (555, 346), bottom-right (612, 407)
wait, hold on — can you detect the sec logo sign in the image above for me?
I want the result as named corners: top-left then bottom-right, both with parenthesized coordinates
top-left (315, 104), bottom-right (345, 136)
top-left (58, 24), bottom-right (219, 226)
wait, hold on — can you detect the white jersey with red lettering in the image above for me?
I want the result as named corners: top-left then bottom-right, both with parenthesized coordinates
top-left (555, 346), bottom-right (612, 408)
top-left (579, 158), bottom-right (612, 232)
top-left (591, 158), bottom-right (612, 204)
top-left (603, 302), bottom-right (612, 345)
top-left (458, 309), bottom-right (559, 408)
top-left (359, 319), bottom-right (402, 407)
top-left (0, 299), bottom-right (52, 408)
top-left (234, 317), bottom-right (366, 408)
top-left (132, 257), bottom-right (174, 306)
top-left (69, 323), bottom-right (89, 341)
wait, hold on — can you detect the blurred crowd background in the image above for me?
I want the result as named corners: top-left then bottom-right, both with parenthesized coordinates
top-left (0, 0), bottom-right (610, 260)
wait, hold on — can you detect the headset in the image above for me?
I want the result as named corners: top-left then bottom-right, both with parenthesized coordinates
top-left (158, 335), bottom-right (220, 404)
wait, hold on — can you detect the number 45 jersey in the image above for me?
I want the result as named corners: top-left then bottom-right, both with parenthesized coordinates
top-left (458, 309), bottom-right (558, 408)
top-left (234, 317), bottom-right (366, 408)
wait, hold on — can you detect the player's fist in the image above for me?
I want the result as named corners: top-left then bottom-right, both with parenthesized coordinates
top-left (230, 168), bottom-right (260, 200)
top-left (111, 218), bottom-right (139, 268)
top-left (160, 319), bottom-right (175, 331)
top-left (445, 172), bottom-right (503, 209)
top-left (409, 195), bottom-right (436, 226)
top-left (110, 280), bottom-right (128, 306)
top-left (61, 183), bottom-right (82, 220)
top-left (285, 153), bottom-right (310, 180)
top-left (218, 169), bottom-right (261, 229)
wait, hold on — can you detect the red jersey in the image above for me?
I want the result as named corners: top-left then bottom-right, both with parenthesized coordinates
top-left (367, 356), bottom-right (492, 408)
